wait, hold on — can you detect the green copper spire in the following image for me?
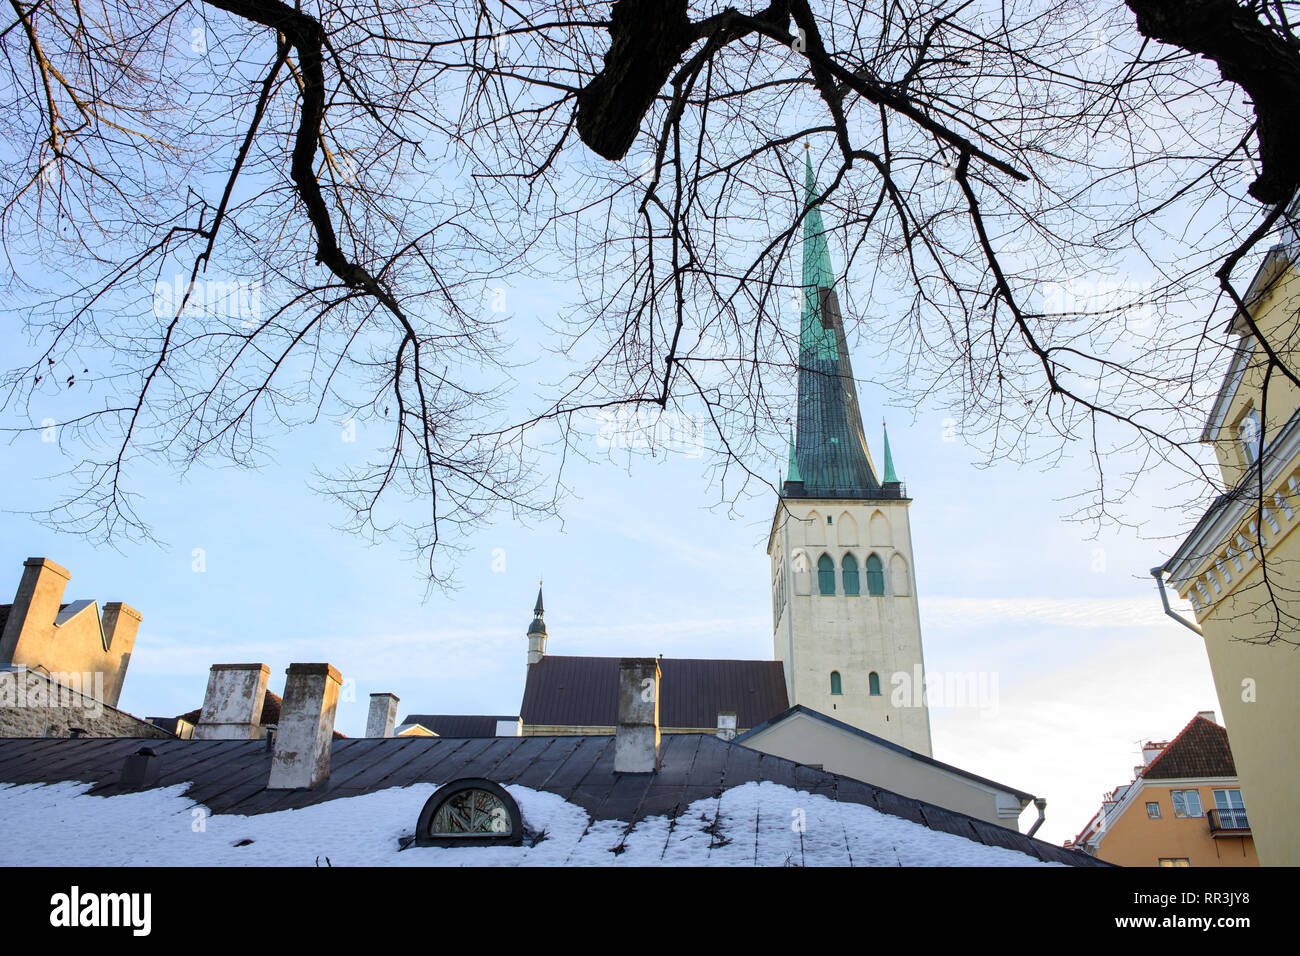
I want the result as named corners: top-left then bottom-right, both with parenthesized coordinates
top-left (801, 151), bottom-right (838, 361)
top-left (882, 421), bottom-right (898, 484)
top-left (787, 426), bottom-right (803, 483)
top-left (786, 148), bottom-right (881, 499)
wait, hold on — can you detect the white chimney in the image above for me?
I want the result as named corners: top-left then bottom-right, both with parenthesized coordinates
top-left (268, 663), bottom-right (342, 790)
top-left (1141, 741), bottom-right (1165, 766)
top-left (716, 712), bottom-right (737, 741)
top-left (1197, 710), bottom-right (1217, 724)
top-left (193, 664), bottom-right (270, 740)
top-left (615, 658), bottom-right (660, 773)
top-left (366, 692), bottom-right (399, 738)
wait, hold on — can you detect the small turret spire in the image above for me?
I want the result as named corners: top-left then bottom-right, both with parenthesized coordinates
top-left (527, 581), bottom-right (547, 665)
top-left (882, 420), bottom-right (899, 484)
top-left (787, 425), bottom-right (803, 484)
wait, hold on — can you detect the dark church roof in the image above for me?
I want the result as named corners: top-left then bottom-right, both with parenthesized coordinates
top-left (784, 154), bottom-right (883, 500)
top-left (0, 734), bottom-right (1107, 865)
top-left (521, 656), bottom-right (788, 729)
top-left (397, 714), bottom-right (518, 737)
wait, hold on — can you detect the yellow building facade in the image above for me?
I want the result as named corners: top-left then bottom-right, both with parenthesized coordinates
top-left (1161, 240), bottom-right (1300, 867)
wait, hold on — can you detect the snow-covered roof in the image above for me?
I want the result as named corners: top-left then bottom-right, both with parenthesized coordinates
top-left (0, 735), bottom-right (1106, 867)
top-left (0, 778), bottom-right (1062, 867)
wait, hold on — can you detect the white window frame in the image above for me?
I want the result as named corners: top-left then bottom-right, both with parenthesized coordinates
top-left (1171, 789), bottom-right (1204, 818)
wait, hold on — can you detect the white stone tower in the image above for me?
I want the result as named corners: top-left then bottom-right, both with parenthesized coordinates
top-left (766, 153), bottom-right (933, 755)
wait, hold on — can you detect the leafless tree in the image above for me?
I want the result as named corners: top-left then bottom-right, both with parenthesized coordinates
top-left (3, 0), bottom-right (1300, 630)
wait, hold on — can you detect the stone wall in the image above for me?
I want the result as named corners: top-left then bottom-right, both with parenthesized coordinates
top-left (0, 668), bottom-right (170, 738)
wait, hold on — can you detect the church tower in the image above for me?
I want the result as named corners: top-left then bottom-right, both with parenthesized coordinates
top-left (767, 152), bottom-right (933, 755)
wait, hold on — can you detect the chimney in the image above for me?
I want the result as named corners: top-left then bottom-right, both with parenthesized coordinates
top-left (99, 602), bottom-right (142, 707)
top-left (716, 712), bottom-right (737, 741)
top-left (1141, 741), bottom-right (1166, 765)
top-left (366, 692), bottom-right (400, 738)
top-left (268, 663), bottom-right (342, 790)
top-left (527, 583), bottom-right (547, 665)
top-left (0, 557), bottom-right (71, 663)
top-left (615, 658), bottom-right (660, 773)
top-left (193, 664), bottom-right (270, 739)
top-left (1197, 710), bottom-right (1217, 724)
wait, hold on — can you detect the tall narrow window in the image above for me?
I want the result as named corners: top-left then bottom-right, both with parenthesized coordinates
top-left (1238, 408), bottom-right (1261, 463)
top-left (830, 671), bottom-right (842, 695)
top-left (868, 671), bottom-right (881, 696)
top-left (817, 554), bottom-right (836, 595)
top-left (866, 554), bottom-right (885, 595)
top-left (842, 554), bottom-right (860, 595)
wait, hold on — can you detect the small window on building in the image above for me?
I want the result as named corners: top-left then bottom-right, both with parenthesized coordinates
top-left (827, 515), bottom-right (833, 525)
top-left (830, 671), bottom-right (842, 695)
top-left (1159, 858), bottom-right (1190, 867)
top-left (868, 671), bottom-right (881, 696)
top-left (1146, 801), bottom-right (1161, 819)
top-left (842, 553), bottom-right (860, 596)
top-left (866, 554), bottom-right (885, 596)
top-left (817, 554), bottom-right (836, 595)
top-left (1170, 789), bottom-right (1204, 818)
top-left (415, 778), bottom-right (523, 847)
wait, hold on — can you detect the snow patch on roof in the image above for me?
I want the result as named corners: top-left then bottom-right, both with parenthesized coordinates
top-left (0, 779), bottom-right (1059, 867)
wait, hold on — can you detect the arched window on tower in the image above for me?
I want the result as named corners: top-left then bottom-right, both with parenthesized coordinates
top-left (842, 553), bottom-right (860, 595)
top-left (866, 554), bottom-right (885, 595)
top-left (868, 671), bottom-right (881, 696)
top-left (830, 671), bottom-right (842, 695)
top-left (817, 554), bottom-right (836, 595)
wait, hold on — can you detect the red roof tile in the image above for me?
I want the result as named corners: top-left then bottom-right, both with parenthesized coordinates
top-left (1142, 715), bottom-right (1236, 779)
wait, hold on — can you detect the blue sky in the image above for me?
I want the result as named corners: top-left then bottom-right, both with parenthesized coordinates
top-left (0, 268), bottom-right (1221, 845)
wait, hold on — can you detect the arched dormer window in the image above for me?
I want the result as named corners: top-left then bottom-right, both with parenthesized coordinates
top-left (830, 671), bottom-right (842, 695)
top-left (866, 554), bottom-right (885, 595)
top-left (842, 553), bottom-right (860, 595)
top-left (868, 671), bottom-right (881, 696)
top-left (817, 554), bottom-right (836, 595)
top-left (415, 778), bottom-right (523, 847)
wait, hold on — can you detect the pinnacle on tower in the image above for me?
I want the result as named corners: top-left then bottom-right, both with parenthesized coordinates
top-left (787, 425), bottom-right (803, 485)
top-left (882, 421), bottom-right (899, 484)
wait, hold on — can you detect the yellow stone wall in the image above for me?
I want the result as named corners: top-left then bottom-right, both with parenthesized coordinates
top-left (1167, 251), bottom-right (1300, 866)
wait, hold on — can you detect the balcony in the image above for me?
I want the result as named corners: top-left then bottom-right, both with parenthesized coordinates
top-left (1207, 808), bottom-right (1251, 837)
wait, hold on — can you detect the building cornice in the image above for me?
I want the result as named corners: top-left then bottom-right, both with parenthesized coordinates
top-left (1165, 404), bottom-right (1300, 592)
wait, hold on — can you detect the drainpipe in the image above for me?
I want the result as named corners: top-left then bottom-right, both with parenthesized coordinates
top-left (1027, 797), bottom-right (1048, 839)
top-left (1150, 567), bottom-right (1203, 636)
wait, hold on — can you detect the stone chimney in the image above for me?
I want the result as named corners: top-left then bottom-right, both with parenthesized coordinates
top-left (268, 663), bottom-right (342, 790)
top-left (366, 692), bottom-right (399, 738)
top-left (99, 602), bottom-right (143, 706)
top-left (1197, 710), bottom-right (1217, 724)
top-left (615, 658), bottom-right (660, 773)
top-left (193, 664), bottom-right (270, 740)
top-left (0, 557), bottom-right (71, 663)
top-left (526, 583), bottom-right (547, 665)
